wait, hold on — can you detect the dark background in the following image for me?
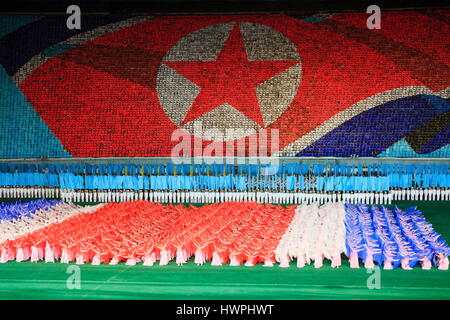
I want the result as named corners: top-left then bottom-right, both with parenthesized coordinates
top-left (1, 0), bottom-right (449, 14)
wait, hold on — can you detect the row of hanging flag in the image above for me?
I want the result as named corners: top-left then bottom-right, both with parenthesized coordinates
top-left (1, 163), bottom-right (448, 176)
top-left (0, 163), bottom-right (448, 203)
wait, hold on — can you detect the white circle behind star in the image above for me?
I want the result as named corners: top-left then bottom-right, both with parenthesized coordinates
top-left (156, 22), bottom-right (302, 141)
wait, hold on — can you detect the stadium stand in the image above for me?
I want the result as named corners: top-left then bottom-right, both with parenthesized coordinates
top-left (0, 9), bottom-right (448, 302)
top-left (0, 11), bottom-right (448, 158)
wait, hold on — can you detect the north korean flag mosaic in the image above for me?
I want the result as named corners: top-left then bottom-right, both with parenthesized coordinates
top-left (0, 10), bottom-right (449, 159)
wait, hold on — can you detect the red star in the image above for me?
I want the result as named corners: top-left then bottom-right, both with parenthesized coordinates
top-left (164, 23), bottom-right (300, 127)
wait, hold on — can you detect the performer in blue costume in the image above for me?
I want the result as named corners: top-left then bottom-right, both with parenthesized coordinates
top-left (356, 204), bottom-right (382, 268)
top-left (385, 207), bottom-right (418, 270)
top-left (408, 207), bottom-right (449, 270)
top-left (345, 203), bottom-right (365, 268)
top-left (371, 205), bottom-right (400, 269)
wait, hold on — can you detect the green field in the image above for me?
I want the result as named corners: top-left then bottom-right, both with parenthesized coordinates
top-left (0, 200), bottom-right (449, 300)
